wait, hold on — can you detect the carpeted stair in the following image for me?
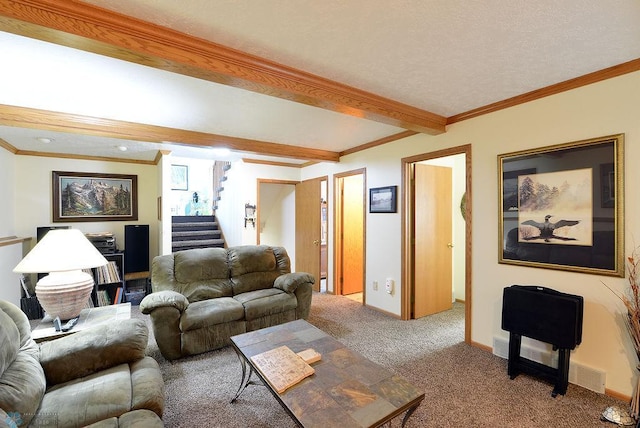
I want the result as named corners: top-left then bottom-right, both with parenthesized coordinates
top-left (171, 215), bottom-right (225, 252)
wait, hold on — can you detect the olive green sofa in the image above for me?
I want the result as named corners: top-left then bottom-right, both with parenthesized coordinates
top-left (0, 300), bottom-right (164, 428)
top-left (140, 245), bottom-right (314, 360)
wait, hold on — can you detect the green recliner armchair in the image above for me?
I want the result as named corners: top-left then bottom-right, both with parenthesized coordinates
top-left (0, 300), bottom-right (164, 427)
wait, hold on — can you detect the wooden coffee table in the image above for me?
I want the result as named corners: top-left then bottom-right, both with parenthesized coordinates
top-left (31, 303), bottom-right (131, 342)
top-left (230, 319), bottom-right (424, 427)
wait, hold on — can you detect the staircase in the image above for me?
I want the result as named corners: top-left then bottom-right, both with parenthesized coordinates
top-left (171, 215), bottom-right (225, 252)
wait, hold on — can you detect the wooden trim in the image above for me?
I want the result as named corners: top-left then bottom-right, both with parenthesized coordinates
top-left (339, 130), bottom-right (419, 157)
top-left (363, 303), bottom-right (401, 319)
top-left (401, 144), bottom-right (472, 344)
top-left (0, 0), bottom-right (446, 135)
top-left (0, 235), bottom-right (31, 248)
top-left (15, 149), bottom-right (157, 165)
top-left (605, 388), bottom-right (631, 403)
top-left (124, 271), bottom-right (149, 281)
top-left (153, 151), bottom-right (168, 165)
top-left (242, 158), bottom-right (306, 168)
top-left (0, 138), bottom-right (18, 154)
top-left (256, 178), bottom-right (300, 186)
top-left (0, 104), bottom-right (340, 162)
top-left (448, 58), bottom-right (640, 124)
top-left (470, 341), bottom-right (492, 353)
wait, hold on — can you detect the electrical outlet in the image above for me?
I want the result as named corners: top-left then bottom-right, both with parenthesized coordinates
top-left (385, 278), bottom-right (394, 294)
top-left (372, 280), bottom-right (378, 291)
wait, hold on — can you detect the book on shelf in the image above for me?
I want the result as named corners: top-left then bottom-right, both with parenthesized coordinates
top-left (250, 345), bottom-right (316, 393)
top-left (113, 287), bottom-right (123, 305)
top-left (97, 289), bottom-right (111, 306)
top-left (95, 261), bottom-right (121, 285)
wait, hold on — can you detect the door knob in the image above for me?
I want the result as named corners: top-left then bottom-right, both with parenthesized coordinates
top-left (447, 243), bottom-right (454, 248)
top-left (313, 240), bottom-right (320, 245)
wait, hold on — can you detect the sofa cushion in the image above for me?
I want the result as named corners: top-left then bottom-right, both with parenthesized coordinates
top-left (234, 289), bottom-right (298, 321)
top-left (0, 352), bottom-right (46, 427)
top-left (0, 307), bottom-right (46, 427)
top-left (173, 248), bottom-right (233, 302)
top-left (0, 308), bottom-right (19, 377)
top-left (229, 245), bottom-right (289, 294)
top-left (180, 298), bottom-right (244, 331)
top-left (37, 363), bottom-right (133, 428)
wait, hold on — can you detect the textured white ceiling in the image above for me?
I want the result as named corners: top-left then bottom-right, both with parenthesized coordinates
top-left (1, 0), bottom-right (639, 162)
top-left (83, 0), bottom-right (640, 116)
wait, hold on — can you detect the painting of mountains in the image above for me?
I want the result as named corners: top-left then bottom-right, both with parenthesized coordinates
top-left (53, 171), bottom-right (138, 222)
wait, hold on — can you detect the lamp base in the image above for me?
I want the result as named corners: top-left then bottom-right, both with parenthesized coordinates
top-left (35, 271), bottom-right (94, 320)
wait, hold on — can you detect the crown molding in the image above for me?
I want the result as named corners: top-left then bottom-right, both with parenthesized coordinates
top-left (242, 158), bottom-right (306, 168)
top-left (0, 0), bottom-right (446, 135)
top-left (448, 58), bottom-right (640, 124)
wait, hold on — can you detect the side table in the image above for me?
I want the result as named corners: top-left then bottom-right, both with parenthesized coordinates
top-left (31, 302), bottom-right (131, 342)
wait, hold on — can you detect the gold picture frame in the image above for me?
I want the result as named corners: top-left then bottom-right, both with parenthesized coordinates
top-left (498, 134), bottom-right (624, 277)
top-left (53, 171), bottom-right (138, 222)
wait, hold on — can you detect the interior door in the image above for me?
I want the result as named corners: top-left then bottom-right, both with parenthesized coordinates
top-left (414, 163), bottom-right (453, 318)
top-left (295, 178), bottom-right (322, 292)
top-left (340, 174), bottom-right (364, 295)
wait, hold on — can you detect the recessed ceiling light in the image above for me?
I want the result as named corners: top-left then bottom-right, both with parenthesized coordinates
top-left (117, 145), bottom-right (128, 152)
top-left (37, 137), bottom-right (53, 144)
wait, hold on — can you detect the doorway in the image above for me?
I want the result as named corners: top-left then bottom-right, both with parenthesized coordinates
top-left (401, 145), bottom-right (472, 343)
top-left (334, 169), bottom-right (365, 300)
top-left (256, 179), bottom-right (297, 255)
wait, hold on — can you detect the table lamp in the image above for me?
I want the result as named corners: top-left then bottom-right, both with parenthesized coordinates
top-left (14, 228), bottom-right (108, 320)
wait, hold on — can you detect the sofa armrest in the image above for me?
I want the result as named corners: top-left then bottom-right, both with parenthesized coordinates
top-left (39, 318), bottom-right (148, 386)
top-left (274, 272), bottom-right (315, 293)
top-left (140, 290), bottom-right (189, 314)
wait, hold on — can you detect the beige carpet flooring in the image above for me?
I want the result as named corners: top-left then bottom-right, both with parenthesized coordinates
top-left (132, 292), bottom-right (628, 427)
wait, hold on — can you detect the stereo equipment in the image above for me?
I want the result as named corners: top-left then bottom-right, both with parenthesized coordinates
top-left (86, 234), bottom-right (116, 254)
top-left (37, 226), bottom-right (70, 242)
top-left (502, 285), bottom-right (583, 397)
top-left (124, 224), bottom-right (149, 274)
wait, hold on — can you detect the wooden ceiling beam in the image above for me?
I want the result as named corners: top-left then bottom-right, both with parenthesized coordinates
top-left (0, 0), bottom-right (446, 135)
top-left (0, 104), bottom-right (340, 162)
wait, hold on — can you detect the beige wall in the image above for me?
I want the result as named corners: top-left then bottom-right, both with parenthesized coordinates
top-left (304, 71), bottom-right (640, 396)
top-left (1, 70), bottom-right (638, 397)
top-left (13, 156), bottom-right (160, 268)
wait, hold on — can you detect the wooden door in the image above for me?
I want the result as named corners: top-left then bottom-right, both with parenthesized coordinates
top-left (340, 174), bottom-right (364, 295)
top-left (414, 163), bottom-right (453, 318)
top-left (295, 178), bottom-right (322, 292)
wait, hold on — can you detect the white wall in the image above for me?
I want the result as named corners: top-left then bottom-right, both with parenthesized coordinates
top-left (303, 71), bottom-right (640, 396)
top-left (168, 157), bottom-right (214, 216)
top-left (259, 183), bottom-right (296, 264)
top-left (216, 160), bottom-right (300, 247)
top-left (13, 156), bottom-right (160, 267)
top-left (0, 148), bottom-right (23, 306)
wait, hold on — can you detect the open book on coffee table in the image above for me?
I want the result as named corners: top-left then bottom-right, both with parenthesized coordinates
top-left (250, 345), bottom-right (316, 393)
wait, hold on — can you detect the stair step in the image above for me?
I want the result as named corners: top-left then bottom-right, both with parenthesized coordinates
top-left (172, 221), bottom-right (218, 229)
top-left (172, 230), bottom-right (220, 237)
top-left (172, 238), bottom-right (225, 251)
top-left (172, 215), bottom-right (216, 224)
top-left (172, 232), bottom-right (221, 241)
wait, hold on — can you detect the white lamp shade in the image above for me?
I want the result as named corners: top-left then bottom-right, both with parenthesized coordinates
top-left (14, 229), bottom-right (108, 273)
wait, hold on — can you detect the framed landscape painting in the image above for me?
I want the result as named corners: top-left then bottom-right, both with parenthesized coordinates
top-left (498, 134), bottom-right (624, 277)
top-left (53, 171), bottom-right (138, 222)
